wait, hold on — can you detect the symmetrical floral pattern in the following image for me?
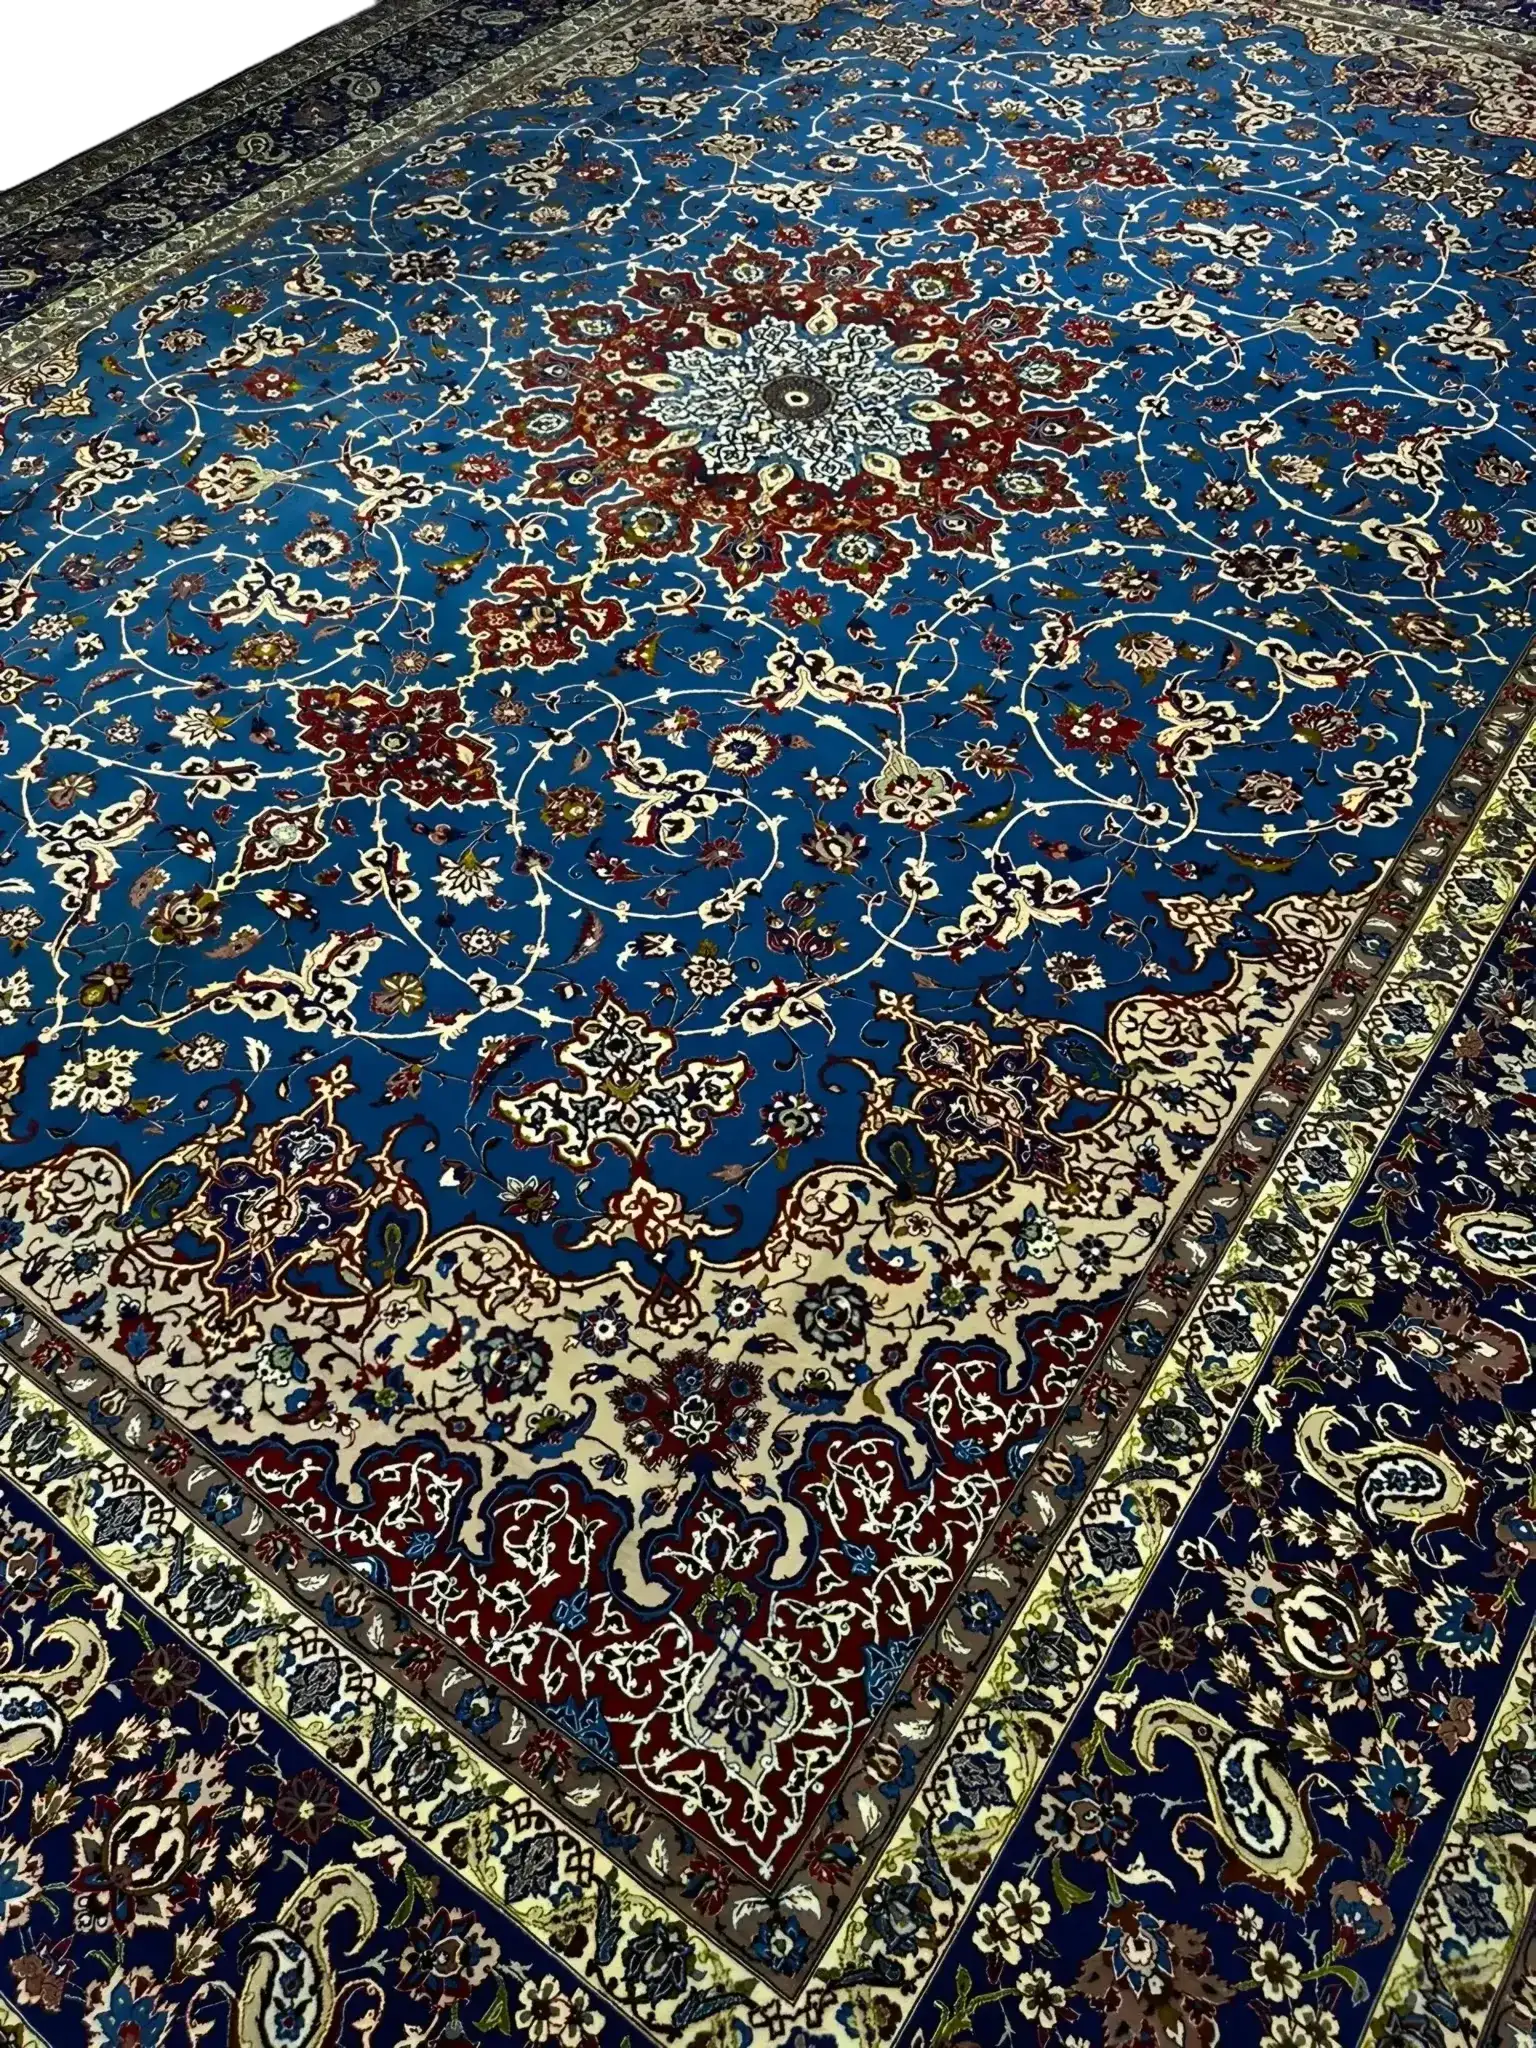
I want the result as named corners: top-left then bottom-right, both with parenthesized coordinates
top-left (1, 0), bottom-right (1536, 2038)
top-left (0, 701), bottom-right (1526, 2048)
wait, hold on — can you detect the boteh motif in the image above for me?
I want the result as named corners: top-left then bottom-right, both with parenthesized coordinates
top-left (0, 0), bottom-right (1533, 2026)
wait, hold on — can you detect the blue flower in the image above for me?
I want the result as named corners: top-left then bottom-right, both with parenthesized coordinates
top-left (200, 1481), bottom-right (244, 1526)
top-left (89, 1971), bottom-right (170, 2048)
top-left (454, 1685), bottom-right (501, 1735)
top-left (553, 1589), bottom-right (590, 1631)
top-left (958, 1588), bottom-right (1005, 1637)
top-left (751, 1910), bottom-right (810, 1976)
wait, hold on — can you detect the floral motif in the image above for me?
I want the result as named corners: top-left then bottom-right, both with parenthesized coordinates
top-left (0, 1493), bottom-right (595, 2048)
top-left (493, 983), bottom-right (753, 1167)
top-left (295, 683), bottom-right (500, 806)
top-left (465, 563), bottom-right (628, 671)
top-left (909, 827), bottom-right (1536, 2048)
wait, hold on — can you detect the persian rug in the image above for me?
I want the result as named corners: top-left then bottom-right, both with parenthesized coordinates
top-left (1, 0), bottom-right (1536, 2044)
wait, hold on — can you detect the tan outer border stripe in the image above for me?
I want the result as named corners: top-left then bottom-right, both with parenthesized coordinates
top-left (1362, 1609), bottom-right (1536, 2043)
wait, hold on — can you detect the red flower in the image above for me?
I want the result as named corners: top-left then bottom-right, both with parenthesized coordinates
top-left (519, 1728), bottom-right (573, 1780)
top-left (1329, 397), bottom-right (1394, 442)
top-left (242, 367), bottom-right (302, 402)
top-left (130, 1643), bottom-right (198, 1708)
top-left (1004, 132), bottom-right (1170, 191)
top-left (1063, 314), bottom-right (1116, 347)
top-left (1053, 702), bottom-right (1145, 755)
top-left (453, 452), bottom-right (513, 484)
top-left (465, 562), bottom-right (627, 671)
top-left (1289, 702), bottom-right (1360, 751)
top-left (681, 1853), bottom-right (734, 1915)
top-left (295, 683), bottom-right (498, 808)
top-left (608, 1350), bottom-right (766, 1474)
top-left (1016, 405), bottom-right (1114, 454)
top-left (943, 196), bottom-right (1062, 254)
top-left (1442, 504), bottom-right (1500, 546)
top-left (274, 1769), bottom-right (340, 1844)
top-left (771, 586), bottom-right (831, 627)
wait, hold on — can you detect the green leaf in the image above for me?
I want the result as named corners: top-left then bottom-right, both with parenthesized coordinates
top-left (1100, 1736), bottom-right (1137, 1777)
top-left (1321, 1963), bottom-right (1369, 2002)
top-left (475, 1981), bottom-right (513, 2034)
top-left (1051, 1856), bottom-right (1095, 1910)
top-left (385, 1864), bottom-right (436, 1930)
top-left (965, 799), bottom-right (1014, 830)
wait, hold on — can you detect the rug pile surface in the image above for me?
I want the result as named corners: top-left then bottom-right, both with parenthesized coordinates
top-left (0, 0), bottom-right (1534, 2043)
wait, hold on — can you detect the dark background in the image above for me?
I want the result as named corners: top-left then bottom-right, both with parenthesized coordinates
top-left (1, 3), bottom-right (372, 193)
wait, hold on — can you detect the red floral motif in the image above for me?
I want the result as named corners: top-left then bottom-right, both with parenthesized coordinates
top-left (1003, 132), bottom-right (1171, 191)
top-left (236, 804), bottom-right (328, 875)
top-left (483, 243), bottom-right (1104, 595)
top-left (608, 1350), bottom-right (767, 1473)
top-left (1330, 397), bottom-right (1394, 442)
top-left (942, 196), bottom-right (1063, 253)
top-left (464, 562), bottom-right (628, 672)
top-left (1289, 702), bottom-right (1362, 751)
top-left (1015, 405), bottom-right (1115, 455)
top-left (295, 683), bottom-right (498, 807)
top-left (1054, 702), bottom-right (1146, 755)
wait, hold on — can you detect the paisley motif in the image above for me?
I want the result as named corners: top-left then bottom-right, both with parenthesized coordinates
top-left (1444, 1204), bottom-right (1536, 1278)
top-left (1132, 1699), bottom-right (1336, 1897)
top-left (1294, 1406), bottom-right (1479, 1533)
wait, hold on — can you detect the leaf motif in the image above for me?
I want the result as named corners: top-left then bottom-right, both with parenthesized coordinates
top-left (474, 1981), bottom-right (513, 2035)
top-left (1050, 1855), bottom-right (1094, 1909)
top-left (566, 910), bottom-right (604, 963)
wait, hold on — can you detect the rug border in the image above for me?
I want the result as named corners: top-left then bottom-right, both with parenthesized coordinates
top-left (6, 641), bottom-right (1533, 1990)
top-left (0, 0), bottom-right (438, 235)
top-left (1362, 1608), bottom-right (1536, 2048)
top-left (0, 0), bottom-right (649, 376)
top-left (2, 0), bottom-right (1536, 1968)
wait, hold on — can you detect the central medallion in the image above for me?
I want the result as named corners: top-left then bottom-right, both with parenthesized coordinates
top-left (760, 370), bottom-right (833, 420)
top-left (643, 313), bottom-right (944, 488)
top-left (486, 247), bottom-right (1101, 593)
